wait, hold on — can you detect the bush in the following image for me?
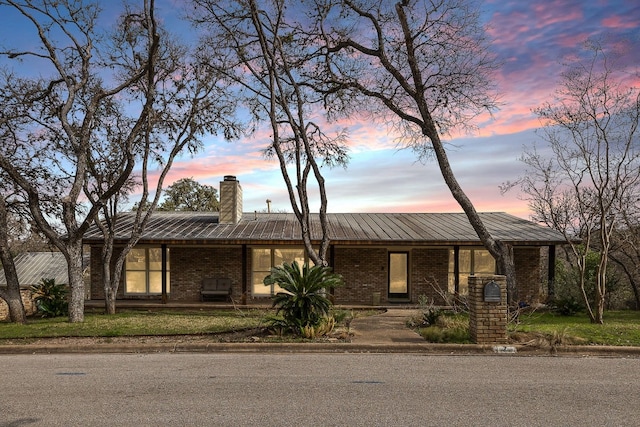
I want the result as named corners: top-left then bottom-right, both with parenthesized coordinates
top-left (30, 278), bottom-right (69, 318)
top-left (420, 327), bottom-right (470, 343)
top-left (264, 261), bottom-right (343, 336)
top-left (408, 294), bottom-right (443, 328)
top-left (549, 297), bottom-right (583, 316)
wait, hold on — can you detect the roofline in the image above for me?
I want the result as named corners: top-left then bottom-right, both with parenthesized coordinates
top-left (84, 238), bottom-right (565, 247)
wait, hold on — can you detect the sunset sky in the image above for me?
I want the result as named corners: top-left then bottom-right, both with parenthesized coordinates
top-left (1, 0), bottom-right (638, 219)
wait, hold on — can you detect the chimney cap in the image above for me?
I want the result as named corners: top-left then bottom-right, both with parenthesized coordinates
top-left (223, 175), bottom-right (237, 181)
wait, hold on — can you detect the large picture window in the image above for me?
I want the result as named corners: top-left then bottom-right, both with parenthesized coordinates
top-left (448, 247), bottom-right (495, 294)
top-left (125, 247), bottom-right (170, 295)
top-left (251, 247), bottom-right (306, 296)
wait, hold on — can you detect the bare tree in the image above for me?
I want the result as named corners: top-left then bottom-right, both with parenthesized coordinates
top-left (84, 15), bottom-right (242, 314)
top-left (509, 40), bottom-right (640, 323)
top-left (0, 104), bottom-right (59, 323)
top-left (191, 0), bottom-right (348, 266)
top-left (610, 202), bottom-right (640, 310)
top-left (312, 0), bottom-right (515, 300)
top-left (0, 0), bottom-right (159, 322)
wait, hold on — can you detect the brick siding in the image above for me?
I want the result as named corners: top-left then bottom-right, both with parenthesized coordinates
top-left (333, 247), bottom-right (387, 304)
top-left (89, 245), bottom-right (244, 302)
top-left (170, 247), bottom-right (243, 301)
top-left (87, 244), bottom-right (549, 306)
top-left (514, 247), bottom-right (544, 304)
top-left (411, 248), bottom-right (449, 304)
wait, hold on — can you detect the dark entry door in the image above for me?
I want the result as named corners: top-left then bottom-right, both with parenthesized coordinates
top-left (388, 252), bottom-right (409, 299)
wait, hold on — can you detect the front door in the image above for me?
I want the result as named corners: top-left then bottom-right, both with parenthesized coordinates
top-left (388, 252), bottom-right (409, 300)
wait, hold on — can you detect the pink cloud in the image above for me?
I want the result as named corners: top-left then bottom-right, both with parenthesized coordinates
top-left (602, 15), bottom-right (639, 29)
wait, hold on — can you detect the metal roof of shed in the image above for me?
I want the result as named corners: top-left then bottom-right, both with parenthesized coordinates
top-left (83, 212), bottom-right (566, 246)
top-left (0, 252), bottom-right (68, 287)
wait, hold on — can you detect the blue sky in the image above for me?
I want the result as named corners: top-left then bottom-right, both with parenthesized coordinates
top-left (1, 0), bottom-right (638, 219)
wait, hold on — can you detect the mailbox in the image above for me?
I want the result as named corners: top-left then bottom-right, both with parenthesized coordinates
top-left (483, 280), bottom-right (501, 302)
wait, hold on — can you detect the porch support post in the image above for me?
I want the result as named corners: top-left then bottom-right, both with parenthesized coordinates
top-left (241, 244), bottom-right (247, 305)
top-left (547, 245), bottom-right (556, 299)
top-left (453, 246), bottom-right (460, 295)
top-left (161, 244), bottom-right (168, 304)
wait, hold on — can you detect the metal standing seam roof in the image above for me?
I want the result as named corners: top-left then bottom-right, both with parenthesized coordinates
top-left (83, 211), bottom-right (566, 246)
top-left (0, 252), bottom-right (68, 287)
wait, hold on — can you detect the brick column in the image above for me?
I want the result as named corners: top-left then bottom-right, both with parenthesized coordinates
top-left (468, 275), bottom-right (507, 344)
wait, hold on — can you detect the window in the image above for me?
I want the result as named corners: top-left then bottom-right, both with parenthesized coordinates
top-left (448, 247), bottom-right (495, 294)
top-left (125, 247), bottom-right (170, 295)
top-left (251, 247), bottom-right (306, 296)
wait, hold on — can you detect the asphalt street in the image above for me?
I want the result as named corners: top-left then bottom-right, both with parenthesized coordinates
top-left (2, 353), bottom-right (639, 426)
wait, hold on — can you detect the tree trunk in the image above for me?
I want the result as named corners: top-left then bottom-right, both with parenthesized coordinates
top-left (496, 241), bottom-right (517, 303)
top-left (103, 256), bottom-right (117, 315)
top-left (105, 288), bottom-right (117, 315)
top-left (6, 290), bottom-right (27, 323)
top-left (66, 243), bottom-right (85, 323)
top-left (594, 266), bottom-right (606, 324)
top-left (427, 127), bottom-right (518, 304)
top-left (0, 287), bottom-right (27, 323)
top-left (0, 197), bottom-right (27, 323)
top-left (99, 236), bottom-right (117, 315)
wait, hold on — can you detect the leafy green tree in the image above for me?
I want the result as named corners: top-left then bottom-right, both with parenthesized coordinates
top-left (265, 261), bottom-right (343, 334)
top-left (157, 178), bottom-right (220, 211)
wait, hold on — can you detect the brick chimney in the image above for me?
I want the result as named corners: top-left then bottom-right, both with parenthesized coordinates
top-left (219, 175), bottom-right (243, 224)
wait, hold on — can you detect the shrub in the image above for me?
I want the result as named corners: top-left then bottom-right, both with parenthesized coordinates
top-left (30, 278), bottom-right (69, 318)
top-left (301, 316), bottom-right (336, 339)
top-left (419, 324), bottom-right (471, 343)
top-left (549, 297), bottom-right (583, 316)
top-left (264, 261), bottom-right (343, 335)
top-left (408, 294), bottom-right (443, 328)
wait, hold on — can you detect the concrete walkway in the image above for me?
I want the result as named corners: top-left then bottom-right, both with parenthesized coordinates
top-left (350, 309), bottom-right (424, 344)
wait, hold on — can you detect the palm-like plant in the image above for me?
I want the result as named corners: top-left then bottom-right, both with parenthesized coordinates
top-left (30, 278), bottom-right (69, 318)
top-left (264, 261), bottom-right (343, 331)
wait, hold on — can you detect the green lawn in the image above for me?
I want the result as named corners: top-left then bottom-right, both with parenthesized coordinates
top-left (416, 310), bottom-right (640, 346)
top-left (0, 309), bottom-right (267, 340)
top-left (511, 310), bottom-right (640, 346)
top-left (3, 308), bottom-right (640, 346)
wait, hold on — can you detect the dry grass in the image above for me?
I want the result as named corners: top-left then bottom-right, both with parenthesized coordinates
top-left (0, 309), bottom-right (267, 340)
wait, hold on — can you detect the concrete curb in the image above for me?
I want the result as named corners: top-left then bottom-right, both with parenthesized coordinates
top-left (2, 341), bottom-right (640, 357)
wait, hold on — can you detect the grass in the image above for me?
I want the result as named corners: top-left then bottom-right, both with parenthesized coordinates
top-left (511, 310), bottom-right (640, 346)
top-left (0, 307), bottom-right (370, 342)
top-left (0, 309), bottom-right (267, 340)
top-left (4, 308), bottom-right (639, 346)
top-left (417, 310), bottom-right (640, 346)
top-left (417, 312), bottom-right (472, 344)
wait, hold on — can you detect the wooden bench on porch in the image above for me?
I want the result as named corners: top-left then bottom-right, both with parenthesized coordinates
top-left (200, 278), bottom-right (232, 301)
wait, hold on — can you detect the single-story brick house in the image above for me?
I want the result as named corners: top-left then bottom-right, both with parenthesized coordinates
top-left (83, 176), bottom-right (565, 306)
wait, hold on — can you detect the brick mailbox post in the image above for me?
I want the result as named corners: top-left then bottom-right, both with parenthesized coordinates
top-left (468, 275), bottom-right (507, 344)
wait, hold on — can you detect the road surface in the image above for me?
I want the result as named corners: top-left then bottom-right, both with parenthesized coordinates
top-left (2, 353), bottom-right (639, 426)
